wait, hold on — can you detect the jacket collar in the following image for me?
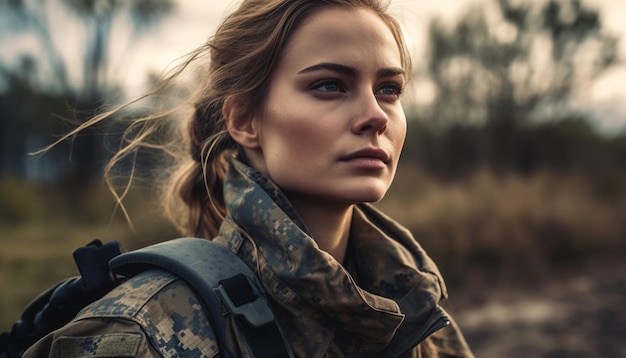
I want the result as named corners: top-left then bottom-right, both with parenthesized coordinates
top-left (216, 157), bottom-right (450, 356)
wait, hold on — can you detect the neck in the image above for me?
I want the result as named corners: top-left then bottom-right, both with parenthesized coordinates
top-left (286, 193), bottom-right (354, 263)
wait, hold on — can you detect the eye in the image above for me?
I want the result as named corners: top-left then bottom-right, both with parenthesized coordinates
top-left (375, 83), bottom-right (404, 99)
top-left (310, 80), bottom-right (346, 93)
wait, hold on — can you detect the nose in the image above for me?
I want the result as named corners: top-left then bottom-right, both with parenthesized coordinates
top-left (351, 92), bottom-right (389, 135)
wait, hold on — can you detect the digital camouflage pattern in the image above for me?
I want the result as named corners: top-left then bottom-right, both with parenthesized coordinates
top-left (23, 157), bottom-right (473, 357)
top-left (214, 158), bottom-right (473, 357)
top-left (23, 270), bottom-right (222, 357)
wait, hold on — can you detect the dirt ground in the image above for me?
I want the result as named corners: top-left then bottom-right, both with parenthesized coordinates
top-left (454, 263), bottom-right (626, 357)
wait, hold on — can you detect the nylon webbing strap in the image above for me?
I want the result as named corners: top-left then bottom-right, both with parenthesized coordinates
top-left (109, 237), bottom-right (294, 358)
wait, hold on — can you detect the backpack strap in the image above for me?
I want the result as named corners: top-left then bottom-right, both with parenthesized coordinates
top-left (109, 237), bottom-right (294, 358)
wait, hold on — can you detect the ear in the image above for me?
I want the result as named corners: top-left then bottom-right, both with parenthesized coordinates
top-left (223, 95), bottom-right (261, 149)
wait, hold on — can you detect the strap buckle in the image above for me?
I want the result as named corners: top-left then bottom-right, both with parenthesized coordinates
top-left (216, 274), bottom-right (274, 328)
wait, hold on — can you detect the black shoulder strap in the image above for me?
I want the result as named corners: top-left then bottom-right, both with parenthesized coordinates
top-left (109, 237), bottom-right (294, 358)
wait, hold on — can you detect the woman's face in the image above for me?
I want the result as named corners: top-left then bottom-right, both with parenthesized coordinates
top-left (244, 6), bottom-right (407, 206)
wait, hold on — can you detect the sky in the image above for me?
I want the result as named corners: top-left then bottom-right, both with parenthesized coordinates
top-left (2, 0), bottom-right (625, 134)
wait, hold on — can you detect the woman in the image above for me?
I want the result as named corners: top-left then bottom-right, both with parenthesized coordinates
top-left (24, 0), bottom-right (474, 356)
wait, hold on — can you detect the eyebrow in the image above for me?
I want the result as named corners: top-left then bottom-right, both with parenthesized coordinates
top-left (298, 62), bottom-right (405, 78)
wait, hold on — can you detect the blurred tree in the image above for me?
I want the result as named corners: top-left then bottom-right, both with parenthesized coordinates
top-left (0, 0), bottom-right (173, 182)
top-left (406, 0), bottom-right (619, 174)
top-left (61, 0), bottom-right (173, 99)
top-left (425, 0), bottom-right (617, 126)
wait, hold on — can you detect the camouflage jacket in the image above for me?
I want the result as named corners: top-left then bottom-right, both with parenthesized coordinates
top-left (23, 158), bottom-right (473, 358)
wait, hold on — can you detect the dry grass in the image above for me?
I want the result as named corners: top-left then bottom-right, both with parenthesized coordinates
top-left (0, 222), bottom-right (130, 323)
top-left (377, 166), bottom-right (626, 298)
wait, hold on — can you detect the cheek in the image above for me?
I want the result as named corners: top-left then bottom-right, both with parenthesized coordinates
top-left (390, 115), bottom-right (407, 152)
top-left (265, 111), bottom-right (336, 157)
top-left (289, 125), bottom-right (334, 164)
top-left (398, 122), bottom-right (407, 149)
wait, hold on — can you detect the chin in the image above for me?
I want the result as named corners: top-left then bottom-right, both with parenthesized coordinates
top-left (342, 187), bottom-right (388, 203)
top-left (358, 195), bottom-right (386, 203)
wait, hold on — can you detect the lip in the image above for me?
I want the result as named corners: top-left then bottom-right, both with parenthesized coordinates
top-left (340, 148), bottom-right (390, 165)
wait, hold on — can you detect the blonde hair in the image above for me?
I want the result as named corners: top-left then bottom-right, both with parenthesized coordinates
top-left (52, 0), bottom-right (412, 239)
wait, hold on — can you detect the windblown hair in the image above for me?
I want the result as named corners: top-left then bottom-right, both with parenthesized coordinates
top-left (56, 0), bottom-right (412, 239)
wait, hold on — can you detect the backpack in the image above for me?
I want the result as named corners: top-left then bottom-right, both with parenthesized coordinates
top-left (0, 238), bottom-right (294, 358)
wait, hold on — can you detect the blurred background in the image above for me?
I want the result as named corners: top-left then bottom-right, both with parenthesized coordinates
top-left (1, 0), bottom-right (625, 356)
